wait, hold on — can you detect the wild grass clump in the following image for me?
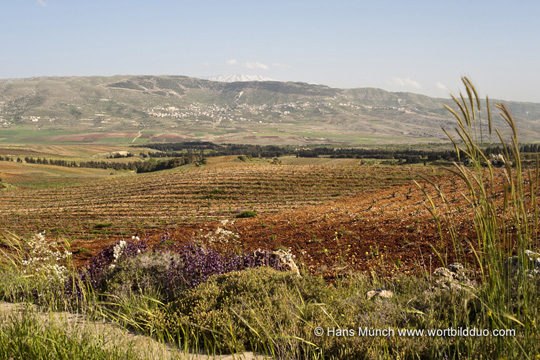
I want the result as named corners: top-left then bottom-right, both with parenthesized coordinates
top-left (236, 210), bottom-right (258, 218)
top-left (0, 232), bottom-right (73, 309)
top-left (0, 311), bottom-right (141, 360)
top-left (420, 77), bottom-right (540, 357)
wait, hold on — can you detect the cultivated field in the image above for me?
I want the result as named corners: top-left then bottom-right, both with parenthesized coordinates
top-left (1, 153), bottom-right (454, 273)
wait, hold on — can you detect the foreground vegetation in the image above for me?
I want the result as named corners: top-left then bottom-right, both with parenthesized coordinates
top-left (0, 232), bottom-right (538, 359)
top-left (0, 310), bottom-right (143, 360)
top-left (1, 78), bottom-right (539, 359)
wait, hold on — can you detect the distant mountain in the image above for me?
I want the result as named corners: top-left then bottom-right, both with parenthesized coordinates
top-left (1, 75), bottom-right (539, 145)
top-left (206, 74), bottom-right (275, 82)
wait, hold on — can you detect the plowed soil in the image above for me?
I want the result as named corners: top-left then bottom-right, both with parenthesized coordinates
top-left (3, 157), bottom-right (533, 278)
top-left (71, 173), bottom-right (478, 278)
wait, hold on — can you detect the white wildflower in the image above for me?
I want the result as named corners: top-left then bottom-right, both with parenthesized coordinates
top-left (20, 232), bottom-right (72, 283)
top-left (203, 227), bottom-right (239, 244)
top-left (112, 240), bottom-right (127, 262)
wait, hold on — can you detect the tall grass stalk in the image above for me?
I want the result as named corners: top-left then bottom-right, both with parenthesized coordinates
top-left (0, 232), bottom-right (75, 311)
top-left (0, 311), bottom-right (142, 360)
top-left (427, 77), bottom-right (539, 356)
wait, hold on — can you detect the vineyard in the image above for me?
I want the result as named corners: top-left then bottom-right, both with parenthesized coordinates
top-left (0, 155), bottom-right (458, 273)
top-left (4, 142), bottom-right (532, 285)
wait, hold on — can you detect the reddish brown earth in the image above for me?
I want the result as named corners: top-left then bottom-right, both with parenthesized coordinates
top-left (70, 176), bottom-right (479, 278)
top-left (3, 158), bottom-right (535, 278)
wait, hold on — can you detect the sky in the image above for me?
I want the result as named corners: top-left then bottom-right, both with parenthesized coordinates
top-left (1, 0), bottom-right (539, 102)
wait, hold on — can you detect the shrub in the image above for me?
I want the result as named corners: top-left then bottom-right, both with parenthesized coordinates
top-left (70, 238), bottom-right (287, 302)
top-left (236, 211), bottom-right (258, 218)
top-left (72, 237), bottom-right (148, 294)
top-left (94, 222), bottom-right (113, 229)
top-left (153, 270), bottom-right (446, 359)
top-left (159, 267), bottom-right (327, 355)
top-left (164, 242), bottom-right (285, 300)
top-left (96, 250), bottom-right (182, 298)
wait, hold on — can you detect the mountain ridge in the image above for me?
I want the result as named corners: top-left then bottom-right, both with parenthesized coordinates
top-left (1, 75), bottom-right (539, 145)
top-left (205, 74), bottom-right (276, 82)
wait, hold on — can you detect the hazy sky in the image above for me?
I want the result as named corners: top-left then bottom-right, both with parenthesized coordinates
top-left (1, 0), bottom-right (539, 102)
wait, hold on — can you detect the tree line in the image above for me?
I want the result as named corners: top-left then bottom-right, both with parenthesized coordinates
top-left (135, 141), bottom-right (527, 164)
top-left (2, 141), bottom-right (539, 170)
top-left (136, 141), bottom-right (293, 159)
top-left (0, 155), bottom-right (204, 173)
top-left (294, 147), bottom-right (466, 164)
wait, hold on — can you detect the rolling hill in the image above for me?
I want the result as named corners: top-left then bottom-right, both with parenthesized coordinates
top-left (1, 75), bottom-right (540, 145)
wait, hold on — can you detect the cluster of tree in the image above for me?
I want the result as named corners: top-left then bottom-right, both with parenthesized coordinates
top-left (5, 141), bottom-right (540, 171)
top-left (137, 142), bottom-right (294, 158)
top-left (137, 141), bottom-right (500, 164)
top-left (135, 155), bottom-right (205, 173)
top-left (520, 144), bottom-right (540, 153)
top-left (140, 141), bottom-right (221, 151)
top-left (295, 147), bottom-right (466, 163)
top-left (107, 152), bottom-right (134, 159)
top-left (18, 155), bottom-right (204, 173)
top-left (481, 144), bottom-right (540, 155)
top-left (24, 157), bottom-right (78, 167)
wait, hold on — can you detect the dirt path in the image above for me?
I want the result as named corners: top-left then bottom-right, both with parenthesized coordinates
top-left (132, 130), bottom-right (142, 143)
top-left (0, 301), bottom-right (267, 360)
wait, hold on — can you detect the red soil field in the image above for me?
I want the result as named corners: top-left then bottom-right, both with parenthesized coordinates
top-left (2, 159), bottom-right (536, 278)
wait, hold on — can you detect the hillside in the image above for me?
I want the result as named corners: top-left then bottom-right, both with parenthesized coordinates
top-left (1, 75), bottom-right (540, 145)
top-left (0, 155), bottom-right (447, 273)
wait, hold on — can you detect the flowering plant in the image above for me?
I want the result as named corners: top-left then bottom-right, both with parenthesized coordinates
top-left (19, 232), bottom-right (72, 284)
top-left (69, 232), bottom-right (291, 301)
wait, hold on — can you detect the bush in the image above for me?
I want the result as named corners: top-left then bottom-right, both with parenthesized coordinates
top-left (164, 242), bottom-right (285, 300)
top-left (77, 237), bottom-right (148, 292)
top-left (94, 222), bottom-right (113, 229)
top-left (152, 269), bottom-right (457, 359)
top-left (158, 267), bottom-right (327, 355)
top-left (96, 250), bottom-right (182, 299)
top-left (236, 211), bottom-right (258, 218)
top-left (70, 238), bottom-right (287, 302)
